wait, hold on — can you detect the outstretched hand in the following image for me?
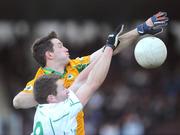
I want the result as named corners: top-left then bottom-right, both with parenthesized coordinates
top-left (137, 11), bottom-right (169, 35)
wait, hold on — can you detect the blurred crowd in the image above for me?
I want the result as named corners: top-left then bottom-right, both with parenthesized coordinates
top-left (0, 20), bottom-right (180, 135)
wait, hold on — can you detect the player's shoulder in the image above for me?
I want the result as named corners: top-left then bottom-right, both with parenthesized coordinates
top-left (68, 90), bottom-right (82, 106)
top-left (35, 104), bottom-right (51, 116)
top-left (23, 79), bottom-right (35, 92)
top-left (23, 67), bottom-right (44, 92)
top-left (69, 56), bottom-right (90, 66)
top-left (34, 67), bottom-right (45, 78)
top-left (68, 56), bottom-right (90, 73)
top-left (26, 67), bottom-right (44, 85)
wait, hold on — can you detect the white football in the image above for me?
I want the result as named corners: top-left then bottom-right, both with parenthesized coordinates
top-left (134, 36), bottom-right (167, 69)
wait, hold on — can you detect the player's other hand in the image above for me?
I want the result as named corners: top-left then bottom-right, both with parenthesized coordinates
top-left (105, 24), bottom-right (124, 50)
top-left (137, 11), bottom-right (169, 35)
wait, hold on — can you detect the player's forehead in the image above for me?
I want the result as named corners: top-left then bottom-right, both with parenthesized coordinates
top-left (51, 38), bottom-right (63, 46)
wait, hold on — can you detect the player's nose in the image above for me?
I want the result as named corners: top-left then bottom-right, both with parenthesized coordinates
top-left (63, 46), bottom-right (69, 51)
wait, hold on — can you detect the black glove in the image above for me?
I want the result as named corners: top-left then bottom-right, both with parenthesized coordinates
top-left (105, 25), bottom-right (124, 50)
top-left (137, 11), bottom-right (169, 35)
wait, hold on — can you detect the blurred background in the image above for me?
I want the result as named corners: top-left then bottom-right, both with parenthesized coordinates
top-left (0, 0), bottom-right (179, 135)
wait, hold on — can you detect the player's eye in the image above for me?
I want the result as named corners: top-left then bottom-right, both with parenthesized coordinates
top-left (57, 44), bottom-right (62, 48)
top-left (58, 43), bottom-right (63, 48)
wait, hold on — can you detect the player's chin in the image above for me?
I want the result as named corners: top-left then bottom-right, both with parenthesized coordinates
top-left (65, 55), bottom-right (70, 59)
top-left (64, 57), bottom-right (70, 64)
top-left (67, 56), bottom-right (70, 60)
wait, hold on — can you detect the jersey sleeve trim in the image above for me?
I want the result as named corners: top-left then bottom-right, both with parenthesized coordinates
top-left (53, 113), bottom-right (70, 122)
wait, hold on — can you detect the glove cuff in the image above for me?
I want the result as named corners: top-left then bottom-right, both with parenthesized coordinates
top-left (137, 23), bottom-right (163, 35)
top-left (103, 44), bottom-right (115, 51)
top-left (137, 23), bottom-right (148, 35)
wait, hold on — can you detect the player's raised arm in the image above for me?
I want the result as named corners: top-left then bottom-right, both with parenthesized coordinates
top-left (69, 56), bottom-right (100, 93)
top-left (70, 25), bottom-right (124, 92)
top-left (75, 26), bottom-right (123, 106)
top-left (89, 24), bottom-right (125, 62)
top-left (113, 11), bottom-right (168, 55)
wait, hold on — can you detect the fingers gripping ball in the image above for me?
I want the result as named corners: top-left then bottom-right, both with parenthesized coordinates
top-left (134, 36), bottom-right (167, 69)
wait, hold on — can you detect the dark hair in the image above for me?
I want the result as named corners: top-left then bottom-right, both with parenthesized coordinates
top-left (32, 31), bottom-right (58, 67)
top-left (33, 74), bottom-right (60, 104)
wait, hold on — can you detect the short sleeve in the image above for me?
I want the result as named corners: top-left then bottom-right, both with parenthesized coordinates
top-left (21, 68), bottom-right (44, 93)
top-left (66, 90), bottom-right (83, 118)
top-left (21, 80), bottom-right (34, 93)
top-left (50, 91), bottom-right (83, 121)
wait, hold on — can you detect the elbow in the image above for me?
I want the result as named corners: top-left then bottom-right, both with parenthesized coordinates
top-left (13, 96), bottom-right (21, 109)
top-left (13, 92), bottom-right (37, 109)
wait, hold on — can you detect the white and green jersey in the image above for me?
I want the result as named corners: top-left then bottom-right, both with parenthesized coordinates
top-left (32, 90), bottom-right (83, 135)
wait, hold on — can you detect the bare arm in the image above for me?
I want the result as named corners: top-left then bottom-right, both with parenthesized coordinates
top-left (90, 47), bottom-right (104, 63)
top-left (76, 47), bottom-right (113, 106)
top-left (13, 92), bottom-right (38, 109)
top-left (69, 52), bottom-right (102, 92)
top-left (90, 29), bottom-right (139, 61)
top-left (113, 29), bottom-right (139, 55)
top-left (99, 12), bottom-right (168, 56)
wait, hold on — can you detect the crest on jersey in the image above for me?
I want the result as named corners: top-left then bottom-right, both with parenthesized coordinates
top-left (24, 85), bottom-right (33, 91)
top-left (67, 74), bottom-right (74, 80)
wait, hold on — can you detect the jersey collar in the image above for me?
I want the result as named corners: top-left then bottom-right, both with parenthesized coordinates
top-left (43, 67), bottom-right (66, 78)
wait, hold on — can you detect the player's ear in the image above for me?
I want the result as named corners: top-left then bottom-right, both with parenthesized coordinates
top-left (45, 51), bottom-right (54, 60)
top-left (47, 95), bottom-right (56, 103)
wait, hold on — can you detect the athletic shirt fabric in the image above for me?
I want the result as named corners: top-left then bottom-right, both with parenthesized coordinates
top-left (22, 56), bottom-right (90, 135)
top-left (32, 90), bottom-right (83, 135)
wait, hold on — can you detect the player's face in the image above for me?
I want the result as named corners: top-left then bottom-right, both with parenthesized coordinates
top-left (51, 38), bottom-right (70, 65)
top-left (56, 80), bottom-right (69, 102)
